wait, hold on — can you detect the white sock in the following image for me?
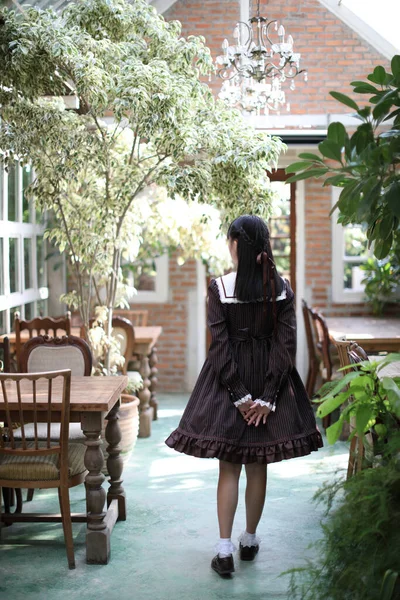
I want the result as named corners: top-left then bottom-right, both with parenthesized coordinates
top-left (216, 537), bottom-right (235, 558)
top-left (239, 530), bottom-right (260, 547)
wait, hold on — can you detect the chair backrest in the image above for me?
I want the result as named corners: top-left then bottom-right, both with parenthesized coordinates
top-left (111, 316), bottom-right (135, 375)
top-left (302, 300), bottom-right (318, 366)
top-left (309, 306), bottom-right (333, 379)
top-left (0, 337), bottom-right (11, 373)
top-left (0, 370), bottom-right (71, 482)
top-left (333, 338), bottom-right (369, 371)
top-left (113, 309), bottom-right (148, 327)
top-left (14, 311), bottom-right (72, 369)
top-left (20, 335), bottom-right (92, 376)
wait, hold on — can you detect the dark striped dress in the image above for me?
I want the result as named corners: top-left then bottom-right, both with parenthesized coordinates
top-left (165, 273), bottom-right (323, 464)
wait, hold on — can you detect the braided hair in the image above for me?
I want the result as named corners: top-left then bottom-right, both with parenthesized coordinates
top-left (227, 215), bottom-right (284, 313)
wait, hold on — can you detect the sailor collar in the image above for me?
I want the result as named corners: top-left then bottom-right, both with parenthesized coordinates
top-left (215, 271), bottom-right (287, 304)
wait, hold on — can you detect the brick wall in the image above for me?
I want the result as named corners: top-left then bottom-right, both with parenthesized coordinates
top-left (166, 0), bottom-right (390, 111)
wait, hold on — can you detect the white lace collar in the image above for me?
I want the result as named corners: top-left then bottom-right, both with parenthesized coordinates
top-left (215, 272), bottom-right (287, 304)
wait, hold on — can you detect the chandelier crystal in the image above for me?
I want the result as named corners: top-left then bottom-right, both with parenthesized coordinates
top-left (216, 0), bottom-right (308, 114)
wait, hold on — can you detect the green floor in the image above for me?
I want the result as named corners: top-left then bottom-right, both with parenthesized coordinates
top-left (0, 394), bottom-right (348, 600)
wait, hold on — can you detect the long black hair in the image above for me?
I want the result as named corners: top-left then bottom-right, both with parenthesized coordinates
top-left (227, 215), bottom-right (284, 305)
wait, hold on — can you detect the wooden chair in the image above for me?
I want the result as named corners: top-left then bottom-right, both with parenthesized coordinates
top-left (110, 317), bottom-right (135, 375)
top-left (0, 337), bottom-right (11, 373)
top-left (0, 370), bottom-right (87, 569)
top-left (16, 334), bottom-right (92, 501)
top-left (302, 300), bottom-right (320, 398)
top-left (14, 311), bottom-right (71, 370)
top-left (113, 309), bottom-right (148, 327)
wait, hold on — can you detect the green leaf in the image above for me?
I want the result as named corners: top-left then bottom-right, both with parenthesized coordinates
top-left (317, 371), bottom-right (361, 399)
top-left (374, 234), bottom-right (393, 260)
top-left (318, 139), bottom-right (343, 162)
top-left (285, 161), bottom-right (314, 174)
top-left (391, 55), bottom-right (400, 78)
top-left (316, 391), bottom-right (350, 418)
top-left (368, 65), bottom-right (387, 85)
top-left (327, 122), bottom-right (347, 148)
top-left (355, 405), bottom-right (373, 435)
top-left (286, 168), bottom-right (328, 183)
top-left (330, 91), bottom-right (359, 111)
top-left (298, 152), bottom-right (325, 163)
top-left (385, 182), bottom-right (400, 219)
top-left (323, 174), bottom-right (348, 187)
top-left (326, 415), bottom-right (345, 444)
top-left (377, 214), bottom-right (394, 240)
top-left (380, 569), bottom-right (399, 600)
top-left (350, 81), bottom-right (379, 93)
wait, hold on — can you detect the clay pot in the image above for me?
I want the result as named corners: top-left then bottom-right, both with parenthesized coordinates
top-left (101, 393), bottom-right (140, 472)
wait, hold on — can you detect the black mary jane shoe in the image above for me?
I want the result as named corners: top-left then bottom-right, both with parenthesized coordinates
top-left (211, 554), bottom-right (235, 577)
top-left (239, 543), bottom-right (259, 561)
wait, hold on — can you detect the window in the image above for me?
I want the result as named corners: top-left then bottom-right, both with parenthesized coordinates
top-left (0, 161), bottom-right (48, 334)
top-left (268, 171), bottom-right (296, 289)
top-left (331, 188), bottom-right (369, 303)
top-left (122, 255), bottom-right (169, 304)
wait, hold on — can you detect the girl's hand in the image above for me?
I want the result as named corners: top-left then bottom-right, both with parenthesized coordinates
top-left (237, 400), bottom-right (254, 420)
top-left (246, 402), bottom-right (271, 427)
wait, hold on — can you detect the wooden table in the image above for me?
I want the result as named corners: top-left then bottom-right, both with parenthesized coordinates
top-left (0, 375), bottom-right (127, 565)
top-left (327, 316), bottom-right (400, 353)
top-left (0, 325), bottom-right (163, 438)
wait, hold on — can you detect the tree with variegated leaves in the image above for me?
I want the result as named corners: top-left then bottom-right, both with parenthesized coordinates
top-left (0, 0), bottom-right (283, 367)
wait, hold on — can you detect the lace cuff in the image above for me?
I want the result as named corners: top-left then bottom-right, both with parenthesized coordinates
top-left (233, 394), bottom-right (252, 407)
top-left (253, 399), bottom-right (276, 412)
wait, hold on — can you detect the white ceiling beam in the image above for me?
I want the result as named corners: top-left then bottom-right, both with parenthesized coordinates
top-left (317, 0), bottom-right (398, 60)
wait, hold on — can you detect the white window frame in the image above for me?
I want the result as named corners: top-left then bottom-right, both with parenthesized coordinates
top-left (128, 254), bottom-right (169, 304)
top-left (331, 187), bottom-right (367, 304)
top-left (0, 162), bottom-right (48, 333)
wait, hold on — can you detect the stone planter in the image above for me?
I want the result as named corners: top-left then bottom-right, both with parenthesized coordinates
top-left (101, 393), bottom-right (140, 473)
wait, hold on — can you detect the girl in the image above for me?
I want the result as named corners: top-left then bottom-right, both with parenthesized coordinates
top-left (165, 214), bottom-right (323, 578)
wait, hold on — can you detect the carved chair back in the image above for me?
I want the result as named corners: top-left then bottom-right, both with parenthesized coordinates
top-left (113, 309), bottom-right (148, 326)
top-left (309, 306), bottom-right (333, 380)
top-left (0, 370), bottom-right (71, 480)
top-left (111, 316), bottom-right (135, 375)
top-left (14, 312), bottom-right (72, 369)
top-left (20, 335), bottom-right (92, 376)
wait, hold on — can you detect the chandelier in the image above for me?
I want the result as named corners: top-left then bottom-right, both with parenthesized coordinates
top-left (216, 0), bottom-right (308, 114)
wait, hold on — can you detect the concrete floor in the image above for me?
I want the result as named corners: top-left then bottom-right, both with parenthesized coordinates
top-left (0, 394), bottom-right (349, 600)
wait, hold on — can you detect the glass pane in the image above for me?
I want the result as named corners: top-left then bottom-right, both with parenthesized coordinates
top-left (24, 301), bottom-right (35, 321)
top-left (36, 236), bottom-right (46, 287)
top-left (0, 310), bottom-right (5, 335)
top-left (344, 226), bottom-right (368, 258)
top-left (272, 237), bottom-right (291, 256)
top-left (36, 299), bottom-right (48, 317)
top-left (24, 238), bottom-right (32, 289)
top-left (9, 238), bottom-right (19, 293)
top-left (0, 239), bottom-right (3, 295)
top-left (122, 261), bottom-right (156, 291)
top-left (8, 161), bottom-right (18, 222)
top-left (275, 256), bottom-right (290, 279)
top-left (270, 217), bottom-right (290, 238)
top-left (344, 261), bottom-right (365, 290)
top-left (22, 165), bottom-right (33, 223)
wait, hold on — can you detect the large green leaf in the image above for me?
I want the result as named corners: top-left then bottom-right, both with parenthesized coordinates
top-left (330, 91), bottom-right (359, 111)
top-left (367, 65), bottom-right (387, 85)
top-left (327, 122), bottom-right (347, 147)
top-left (380, 569), bottom-right (399, 600)
top-left (318, 139), bottom-right (343, 162)
top-left (351, 81), bottom-right (379, 94)
top-left (385, 182), bottom-right (400, 219)
top-left (374, 234), bottom-right (393, 259)
top-left (286, 168), bottom-right (328, 183)
top-left (316, 391), bottom-right (350, 418)
top-left (391, 55), bottom-right (400, 79)
top-left (355, 404), bottom-right (374, 435)
top-left (326, 415), bottom-right (345, 445)
top-left (285, 161), bottom-right (313, 174)
top-left (298, 152), bottom-right (325, 163)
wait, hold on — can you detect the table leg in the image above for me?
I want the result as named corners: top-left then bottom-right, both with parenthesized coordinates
top-left (138, 353), bottom-right (154, 438)
top-left (105, 400), bottom-right (126, 521)
top-left (82, 412), bottom-right (109, 565)
top-left (149, 346), bottom-right (158, 421)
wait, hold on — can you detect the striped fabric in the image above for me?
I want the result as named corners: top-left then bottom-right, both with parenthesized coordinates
top-left (0, 442), bottom-right (86, 481)
top-left (165, 277), bottom-right (323, 464)
top-left (13, 423), bottom-right (86, 443)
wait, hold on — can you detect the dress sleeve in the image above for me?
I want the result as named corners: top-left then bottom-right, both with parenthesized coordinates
top-left (259, 280), bottom-right (296, 408)
top-left (207, 280), bottom-right (251, 403)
